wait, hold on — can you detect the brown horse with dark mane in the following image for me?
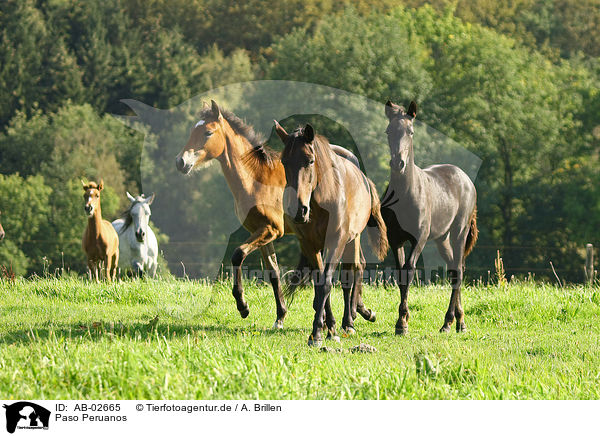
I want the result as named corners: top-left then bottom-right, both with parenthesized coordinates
top-left (82, 180), bottom-right (119, 282)
top-left (176, 101), bottom-right (375, 330)
top-left (382, 101), bottom-right (478, 334)
top-left (275, 123), bottom-right (389, 346)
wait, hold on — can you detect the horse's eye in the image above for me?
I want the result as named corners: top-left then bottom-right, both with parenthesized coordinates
top-left (205, 131), bottom-right (213, 137)
top-left (308, 159), bottom-right (315, 165)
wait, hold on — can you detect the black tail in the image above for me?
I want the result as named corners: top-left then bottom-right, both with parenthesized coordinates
top-left (366, 179), bottom-right (389, 261)
top-left (465, 206), bottom-right (478, 257)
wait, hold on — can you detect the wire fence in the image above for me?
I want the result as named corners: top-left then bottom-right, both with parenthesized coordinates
top-left (5, 240), bottom-right (598, 284)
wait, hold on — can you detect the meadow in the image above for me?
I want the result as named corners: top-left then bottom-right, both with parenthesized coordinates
top-left (0, 277), bottom-right (599, 400)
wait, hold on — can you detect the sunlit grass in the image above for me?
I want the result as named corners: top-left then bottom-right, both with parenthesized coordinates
top-left (1, 277), bottom-right (599, 399)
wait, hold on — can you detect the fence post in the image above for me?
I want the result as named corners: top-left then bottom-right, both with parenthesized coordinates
top-left (585, 243), bottom-right (594, 285)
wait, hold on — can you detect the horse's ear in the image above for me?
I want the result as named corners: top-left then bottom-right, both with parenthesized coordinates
top-left (126, 192), bottom-right (135, 202)
top-left (303, 124), bottom-right (315, 143)
top-left (211, 100), bottom-right (222, 121)
top-left (385, 100), bottom-right (398, 120)
top-left (98, 179), bottom-right (104, 191)
top-left (407, 101), bottom-right (417, 119)
top-left (81, 180), bottom-right (87, 191)
top-left (274, 120), bottom-right (288, 143)
top-left (145, 193), bottom-right (156, 205)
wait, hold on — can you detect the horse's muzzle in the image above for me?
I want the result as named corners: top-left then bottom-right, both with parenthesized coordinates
top-left (294, 204), bottom-right (310, 224)
top-left (135, 229), bottom-right (145, 243)
top-left (0, 230), bottom-right (4, 240)
top-left (390, 156), bottom-right (405, 172)
top-left (84, 205), bottom-right (93, 216)
top-left (176, 156), bottom-right (193, 174)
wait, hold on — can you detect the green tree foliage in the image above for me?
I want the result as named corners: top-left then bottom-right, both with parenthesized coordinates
top-left (263, 6), bottom-right (597, 279)
top-left (0, 0), bottom-right (84, 128)
top-left (0, 0), bottom-right (598, 280)
top-left (0, 174), bottom-right (51, 275)
top-left (406, 0), bottom-right (600, 59)
top-left (0, 104), bottom-right (142, 273)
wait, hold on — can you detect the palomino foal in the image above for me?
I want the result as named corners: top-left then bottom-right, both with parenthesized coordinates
top-left (82, 180), bottom-right (119, 282)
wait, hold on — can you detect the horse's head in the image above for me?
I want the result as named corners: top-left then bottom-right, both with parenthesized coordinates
top-left (0, 211), bottom-right (4, 241)
top-left (126, 192), bottom-right (155, 242)
top-left (176, 100), bottom-right (228, 174)
top-left (276, 122), bottom-right (317, 224)
top-left (82, 180), bottom-right (104, 217)
top-left (385, 100), bottom-right (417, 173)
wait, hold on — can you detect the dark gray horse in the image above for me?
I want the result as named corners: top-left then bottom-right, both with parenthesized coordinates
top-left (381, 101), bottom-right (478, 334)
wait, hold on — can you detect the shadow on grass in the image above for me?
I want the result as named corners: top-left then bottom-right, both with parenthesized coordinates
top-left (0, 321), bottom-right (307, 346)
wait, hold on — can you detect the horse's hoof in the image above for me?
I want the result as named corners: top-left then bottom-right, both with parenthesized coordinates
top-left (239, 307), bottom-right (250, 319)
top-left (368, 311), bottom-right (377, 323)
top-left (439, 325), bottom-right (451, 333)
top-left (308, 336), bottom-right (323, 347)
top-left (272, 320), bottom-right (284, 330)
top-left (456, 323), bottom-right (467, 333)
top-left (395, 327), bottom-right (407, 336)
top-left (343, 327), bottom-right (356, 336)
top-left (326, 335), bottom-right (341, 343)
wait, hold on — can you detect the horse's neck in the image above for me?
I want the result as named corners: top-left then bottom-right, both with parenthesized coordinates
top-left (390, 143), bottom-right (420, 196)
top-left (217, 132), bottom-right (255, 195)
top-left (313, 148), bottom-right (339, 205)
top-left (88, 205), bottom-right (103, 237)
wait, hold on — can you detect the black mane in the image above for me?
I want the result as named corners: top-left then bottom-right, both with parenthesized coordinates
top-left (199, 106), bottom-right (265, 149)
top-left (200, 106), bottom-right (281, 169)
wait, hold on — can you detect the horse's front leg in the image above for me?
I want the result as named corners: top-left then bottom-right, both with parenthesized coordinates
top-left (302, 250), bottom-right (337, 340)
top-left (111, 252), bottom-right (119, 282)
top-left (105, 255), bottom-right (113, 282)
top-left (87, 260), bottom-right (98, 283)
top-left (396, 236), bottom-right (426, 335)
top-left (259, 243), bottom-right (287, 329)
top-left (309, 243), bottom-right (344, 347)
top-left (231, 226), bottom-right (279, 319)
top-left (340, 261), bottom-right (355, 333)
top-left (132, 260), bottom-right (144, 277)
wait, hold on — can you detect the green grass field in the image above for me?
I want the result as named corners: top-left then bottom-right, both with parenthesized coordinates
top-left (1, 277), bottom-right (599, 399)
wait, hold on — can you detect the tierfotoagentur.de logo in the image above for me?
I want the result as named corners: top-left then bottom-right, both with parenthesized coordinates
top-left (3, 402), bottom-right (50, 434)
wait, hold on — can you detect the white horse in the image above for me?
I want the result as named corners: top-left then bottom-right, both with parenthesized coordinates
top-left (112, 193), bottom-right (159, 277)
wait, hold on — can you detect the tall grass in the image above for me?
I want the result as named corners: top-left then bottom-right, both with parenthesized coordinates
top-left (1, 277), bottom-right (599, 399)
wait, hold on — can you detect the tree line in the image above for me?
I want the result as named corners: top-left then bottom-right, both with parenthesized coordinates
top-left (0, 0), bottom-right (598, 281)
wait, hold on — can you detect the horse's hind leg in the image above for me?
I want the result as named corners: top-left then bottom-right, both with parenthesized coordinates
top-left (440, 230), bottom-right (467, 333)
top-left (354, 245), bottom-right (376, 323)
top-left (260, 243), bottom-right (287, 329)
top-left (231, 226), bottom-right (278, 319)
